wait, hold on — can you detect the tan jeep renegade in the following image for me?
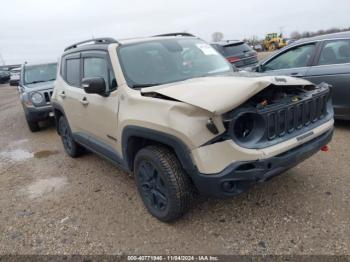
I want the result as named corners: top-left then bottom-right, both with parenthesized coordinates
top-left (52, 33), bottom-right (334, 222)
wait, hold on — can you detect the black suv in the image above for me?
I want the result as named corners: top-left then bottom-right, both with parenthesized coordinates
top-left (0, 69), bottom-right (10, 84)
top-left (211, 40), bottom-right (258, 68)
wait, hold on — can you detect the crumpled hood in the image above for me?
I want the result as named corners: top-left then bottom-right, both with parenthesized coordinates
top-left (141, 76), bottom-right (313, 115)
top-left (25, 80), bottom-right (55, 91)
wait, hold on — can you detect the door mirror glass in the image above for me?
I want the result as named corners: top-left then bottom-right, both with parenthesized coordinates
top-left (82, 77), bottom-right (107, 95)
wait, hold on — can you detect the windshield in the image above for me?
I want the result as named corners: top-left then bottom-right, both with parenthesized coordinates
top-left (118, 38), bottom-right (233, 88)
top-left (24, 63), bottom-right (57, 85)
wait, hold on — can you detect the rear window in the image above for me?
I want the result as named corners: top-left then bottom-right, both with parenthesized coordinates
top-left (223, 43), bottom-right (252, 56)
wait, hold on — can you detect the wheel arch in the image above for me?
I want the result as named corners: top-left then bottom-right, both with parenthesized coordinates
top-left (52, 102), bottom-right (66, 135)
top-left (121, 126), bottom-right (198, 176)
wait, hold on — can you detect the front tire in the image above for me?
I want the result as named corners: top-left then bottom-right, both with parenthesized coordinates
top-left (58, 116), bottom-right (83, 158)
top-left (25, 116), bottom-right (40, 132)
top-left (134, 146), bottom-right (193, 222)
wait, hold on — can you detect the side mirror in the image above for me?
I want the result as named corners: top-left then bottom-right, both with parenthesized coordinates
top-left (255, 64), bottom-right (265, 72)
top-left (82, 77), bottom-right (107, 96)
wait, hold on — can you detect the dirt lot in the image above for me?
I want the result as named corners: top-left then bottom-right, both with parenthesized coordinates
top-left (0, 83), bottom-right (349, 255)
top-left (257, 51), bottom-right (274, 61)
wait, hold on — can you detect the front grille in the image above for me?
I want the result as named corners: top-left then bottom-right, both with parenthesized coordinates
top-left (44, 91), bottom-right (53, 103)
top-left (263, 93), bottom-right (329, 140)
top-left (222, 84), bottom-right (332, 150)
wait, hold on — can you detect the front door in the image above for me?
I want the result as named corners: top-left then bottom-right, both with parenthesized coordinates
top-left (78, 51), bottom-right (120, 153)
top-left (261, 43), bottom-right (318, 78)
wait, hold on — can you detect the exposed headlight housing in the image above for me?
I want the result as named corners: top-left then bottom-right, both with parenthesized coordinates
top-left (30, 92), bottom-right (44, 106)
top-left (229, 112), bottom-right (265, 146)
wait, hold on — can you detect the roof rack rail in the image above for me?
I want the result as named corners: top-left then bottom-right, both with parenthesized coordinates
top-left (153, 32), bottom-right (195, 38)
top-left (64, 37), bottom-right (119, 52)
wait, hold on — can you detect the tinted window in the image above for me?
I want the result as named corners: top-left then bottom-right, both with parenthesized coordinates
top-left (223, 43), bottom-right (252, 56)
top-left (318, 40), bottom-right (350, 65)
top-left (264, 44), bottom-right (316, 71)
top-left (66, 59), bottom-right (80, 86)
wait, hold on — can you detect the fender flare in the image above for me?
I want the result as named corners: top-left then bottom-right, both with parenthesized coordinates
top-left (51, 102), bottom-right (67, 134)
top-left (121, 125), bottom-right (198, 175)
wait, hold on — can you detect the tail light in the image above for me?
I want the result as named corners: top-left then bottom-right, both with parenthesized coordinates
top-left (227, 57), bottom-right (240, 63)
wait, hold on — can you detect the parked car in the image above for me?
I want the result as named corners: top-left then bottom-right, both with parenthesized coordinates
top-left (250, 31), bottom-right (350, 120)
top-left (253, 44), bottom-right (263, 52)
top-left (9, 67), bottom-right (21, 86)
top-left (19, 62), bottom-right (57, 131)
top-left (52, 34), bottom-right (333, 222)
top-left (211, 40), bottom-right (258, 68)
top-left (0, 69), bottom-right (10, 84)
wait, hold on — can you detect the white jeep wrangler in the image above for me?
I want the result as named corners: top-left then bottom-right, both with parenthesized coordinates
top-left (52, 33), bottom-right (334, 222)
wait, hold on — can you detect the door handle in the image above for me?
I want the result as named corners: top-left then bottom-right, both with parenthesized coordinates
top-left (80, 97), bottom-right (89, 106)
top-left (59, 91), bottom-right (66, 98)
top-left (290, 72), bottom-right (303, 77)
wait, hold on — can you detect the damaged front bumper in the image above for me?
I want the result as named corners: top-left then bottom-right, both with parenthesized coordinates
top-left (190, 128), bottom-right (333, 198)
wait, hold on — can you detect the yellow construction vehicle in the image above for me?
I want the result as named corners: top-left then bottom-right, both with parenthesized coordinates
top-left (263, 33), bottom-right (286, 51)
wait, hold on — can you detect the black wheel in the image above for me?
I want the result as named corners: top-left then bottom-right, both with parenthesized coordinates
top-left (134, 145), bottom-right (193, 222)
top-left (58, 116), bottom-right (83, 158)
top-left (25, 116), bottom-right (40, 132)
top-left (269, 42), bottom-right (277, 51)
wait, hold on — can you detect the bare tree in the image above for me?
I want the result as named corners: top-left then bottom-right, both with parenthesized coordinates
top-left (212, 32), bottom-right (224, 42)
top-left (290, 31), bottom-right (301, 39)
top-left (290, 27), bottom-right (350, 40)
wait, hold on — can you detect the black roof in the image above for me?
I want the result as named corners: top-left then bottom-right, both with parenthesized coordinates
top-left (64, 38), bottom-right (118, 52)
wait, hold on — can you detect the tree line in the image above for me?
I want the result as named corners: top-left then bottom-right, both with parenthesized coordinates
top-left (289, 27), bottom-right (350, 40)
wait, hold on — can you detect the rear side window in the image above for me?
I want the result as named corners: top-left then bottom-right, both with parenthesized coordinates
top-left (223, 43), bottom-right (252, 56)
top-left (66, 59), bottom-right (80, 87)
top-left (318, 40), bottom-right (350, 65)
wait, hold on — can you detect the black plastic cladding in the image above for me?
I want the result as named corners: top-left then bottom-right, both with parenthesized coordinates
top-left (64, 38), bottom-right (119, 52)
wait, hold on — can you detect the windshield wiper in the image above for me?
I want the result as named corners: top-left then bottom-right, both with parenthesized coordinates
top-left (26, 80), bottom-right (47, 84)
top-left (26, 79), bottom-right (55, 84)
top-left (198, 70), bottom-right (232, 78)
top-left (131, 83), bottom-right (162, 88)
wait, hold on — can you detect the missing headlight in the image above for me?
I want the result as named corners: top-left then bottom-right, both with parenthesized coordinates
top-left (230, 113), bottom-right (265, 145)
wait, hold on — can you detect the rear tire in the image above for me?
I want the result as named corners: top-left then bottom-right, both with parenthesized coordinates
top-left (269, 42), bottom-right (277, 51)
top-left (134, 145), bottom-right (193, 222)
top-left (58, 116), bottom-right (83, 158)
top-left (25, 116), bottom-right (40, 132)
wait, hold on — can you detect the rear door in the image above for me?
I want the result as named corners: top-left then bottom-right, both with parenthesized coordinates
top-left (58, 52), bottom-right (86, 133)
top-left (261, 42), bottom-right (318, 78)
top-left (305, 39), bottom-right (350, 117)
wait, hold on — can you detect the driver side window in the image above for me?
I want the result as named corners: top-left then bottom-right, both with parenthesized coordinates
top-left (264, 43), bottom-right (316, 71)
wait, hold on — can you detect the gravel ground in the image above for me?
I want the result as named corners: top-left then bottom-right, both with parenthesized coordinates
top-left (0, 83), bottom-right (349, 255)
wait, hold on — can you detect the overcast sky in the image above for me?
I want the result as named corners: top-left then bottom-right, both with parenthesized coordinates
top-left (1, 0), bottom-right (349, 64)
